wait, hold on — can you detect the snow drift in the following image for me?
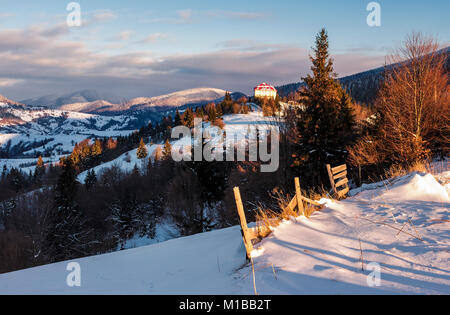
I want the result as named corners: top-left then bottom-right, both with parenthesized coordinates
top-left (0, 171), bottom-right (448, 295)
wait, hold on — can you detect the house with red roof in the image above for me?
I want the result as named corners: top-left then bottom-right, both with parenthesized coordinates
top-left (254, 83), bottom-right (277, 100)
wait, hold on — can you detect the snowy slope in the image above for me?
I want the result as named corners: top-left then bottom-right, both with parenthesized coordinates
top-left (126, 88), bottom-right (227, 109)
top-left (1, 170), bottom-right (448, 295)
top-left (77, 143), bottom-right (159, 182)
top-left (0, 103), bottom-right (137, 134)
top-left (0, 226), bottom-right (247, 295)
top-left (238, 172), bottom-right (450, 295)
top-left (0, 102), bottom-right (137, 162)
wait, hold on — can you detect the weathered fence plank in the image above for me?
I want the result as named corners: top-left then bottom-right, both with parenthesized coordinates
top-left (333, 171), bottom-right (348, 180)
top-left (326, 164), bottom-right (337, 196)
top-left (335, 177), bottom-right (349, 188)
top-left (285, 195), bottom-right (298, 213)
top-left (332, 164), bottom-right (347, 174)
top-left (233, 187), bottom-right (254, 260)
top-left (327, 164), bottom-right (350, 199)
top-left (295, 177), bottom-right (304, 216)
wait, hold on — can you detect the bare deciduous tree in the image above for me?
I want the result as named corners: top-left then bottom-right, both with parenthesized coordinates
top-left (377, 32), bottom-right (449, 163)
top-left (350, 32), bottom-right (449, 168)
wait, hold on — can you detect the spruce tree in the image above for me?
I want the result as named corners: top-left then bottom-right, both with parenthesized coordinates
top-left (45, 158), bottom-right (88, 262)
top-left (296, 28), bottom-right (355, 184)
top-left (34, 155), bottom-right (45, 181)
top-left (337, 91), bottom-right (356, 139)
top-left (216, 103), bottom-right (223, 118)
top-left (84, 169), bottom-right (97, 191)
top-left (36, 155), bottom-right (45, 170)
top-left (174, 110), bottom-right (182, 126)
top-left (136, 138), bottom-right (148, 159)
top-left (207, 105), bottom-right (217, 122)
top-left (1, 165), bottom-right (7, 181)
top-left (91, 139), bottom-right (103, 157)
top-left (220, 92), bottom-right (234, 114)
top-left (132, 164), bottom-right (140, 176)
top-left (111, 189), bottom-right (139, 248)
top-left (183, 108), bottom-right (194, 128)
top-left (163, 139), bottom-right (172, 160)
top-left (188, 138), bottom-right (230, 205)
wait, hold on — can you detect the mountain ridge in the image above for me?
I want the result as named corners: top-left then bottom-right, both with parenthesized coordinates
top-left (19, 88), bottom-right (228, 114)
top-left (276, 46), bottom-right (450, 105)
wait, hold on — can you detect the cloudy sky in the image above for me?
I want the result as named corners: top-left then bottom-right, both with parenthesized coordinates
top-left (0, 0), bottom-right (449, 100)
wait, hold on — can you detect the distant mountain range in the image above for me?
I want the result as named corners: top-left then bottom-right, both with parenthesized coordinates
top-left (20, 88), bottom-right (229, 114)
top-left (21, 90), bottom-right (127, 110)
top-left (277, 46), bottom-right (450, 105)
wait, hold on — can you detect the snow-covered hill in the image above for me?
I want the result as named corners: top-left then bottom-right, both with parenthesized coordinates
top-left (1, 169), bottom-right (448, 295)
top-left (0, 94), bottom-right (22, 107)
top-left (58, 100), bottom-right (118, 113)
top-left (0, 102), bottom-right (137, 160)
top-left (126, 88), bottom-right (227, 109)
top-left (21, 90), bottom-right (126, 109)
top-left (0, 103), bottom-right (137, 134)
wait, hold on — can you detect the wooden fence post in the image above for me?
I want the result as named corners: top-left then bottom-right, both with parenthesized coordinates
top-left (295, 177), bottom-right (304, 216)
top-left (327, 164), bottom-right (350, 199)
top-left (233, 187), bottom-right (254, 260)
top-left (326, 164), bottom-right (337, 197)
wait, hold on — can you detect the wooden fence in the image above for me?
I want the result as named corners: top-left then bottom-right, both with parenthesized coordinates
top-left (326, 164), bottom-right (350, 199)
top-left (233, 177), bottom-right (323, 260)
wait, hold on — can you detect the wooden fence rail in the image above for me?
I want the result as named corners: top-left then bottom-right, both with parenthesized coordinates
top-left (326, 164), bottom-right (350, 199)
top-left (234, 177), bottom-right (323, 260)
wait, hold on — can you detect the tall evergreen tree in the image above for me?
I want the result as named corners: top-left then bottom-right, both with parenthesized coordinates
top-left (36, 155), bottom-right (45, 170)
top-left (45, 158), bottom-right (88, 262)
top-left (337, 90), bottom-right (356, 138)
top-left (162, 139), bottom-right (172, 160)
top-left (188, 138), bottom-right (230, 204)
top-left (296, 28), bottom-right (355, 185)
top-left (183, 108), bottom-right (195, 128)
top-left (111, 188), bottom-right (139, 249)
top-left (174, 109), bottom-right (182, 126)
top-left (207, 105), bottom-right (217, 122)
top-left (136, 138), bottom-right (148, 159)
top-left (220, 92), bottom-right (234, 114)
top-left (34, 155), bottom-right (46, 181)
top-left (216, 103), bottom-right (223, 118)
top-left (84, 169), bottom-right (97, 191)
top-left (91, 139), bottom-right (103, 158)
top-left (1, 165), bottom-right (7, 181)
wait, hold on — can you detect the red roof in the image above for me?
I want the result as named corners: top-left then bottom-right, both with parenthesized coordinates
top-left (254, 83), bottom-right (277, 92)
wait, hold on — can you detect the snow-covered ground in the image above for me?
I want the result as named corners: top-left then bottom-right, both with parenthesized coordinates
top-left (1, 169), bottom-right (448, 295)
